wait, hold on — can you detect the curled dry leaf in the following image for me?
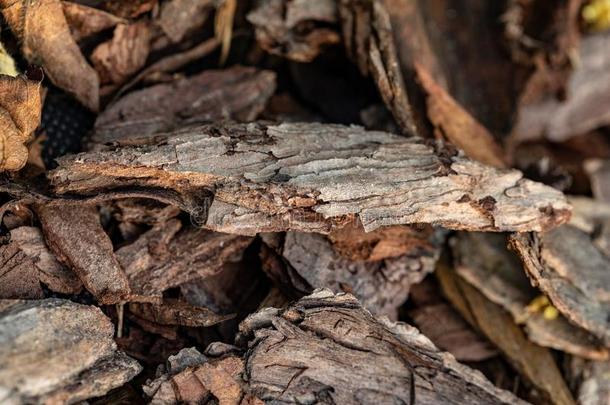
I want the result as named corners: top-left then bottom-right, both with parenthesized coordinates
top-left (91, 22), bottom-right (151, 85)
top-left (248, 0), bottom-right (341, 62)
top-left (93, 66), bottom-right (276, 143)
top-left (235, 289), bottom-right (526, 404)
top-left (0, 74), bottom-right (42, 171)
top-left (49, 122), bottom-right (571, 235)
top-left (0, 0), bottom-right (99, 111)
top-left (0, 299), bottom-right (141, 404)
top-left (62, 1), bottom-right (125, 43)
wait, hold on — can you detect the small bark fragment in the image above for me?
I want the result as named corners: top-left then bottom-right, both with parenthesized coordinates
top-left (261, 229), bottom-right (442, 319)
top-left (0, 0), bottom-right (99, 111)
top-left (0, 299), bottom-right (141, 404)
top-left (91, 22), bottom-right (151, 85)
top-left (510, 226), bottom-right (610, 346)
top-left (50, 122), bottom-right (570, 235)
top-left (0, 74), bottom-right (43, 171)
top-left (116, 219), bottom-right (252, 299)
top-left (62, 1), bottom-right (125, 43)
top-left (129, 299), bottom-right (233, 327)
top-left (36, 203), bottom-right (131, 304)
top-left (10, 226), bottom-right (82, 295)
top-left (237, 289), bottom-right (526, 404)
top-left (453, 232), bottom-right (608, 360)
top-left (247, 0), bottom-right (340, 62)
top-left (93, 67), bottom-right (276, 143)
top-left (570, 358), bottom-right (610, 404)
top-left (157, 0), bottom-right (214, 43)
top-left (436, 263), bottom-right (576, 405)
top-left (407, 279), bottom-right (499, 362)
top-left (0, 239), bottom-right (44, 299)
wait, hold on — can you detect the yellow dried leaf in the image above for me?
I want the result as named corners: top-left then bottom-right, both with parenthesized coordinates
top-left (583, 0), bottom-right (610, 32)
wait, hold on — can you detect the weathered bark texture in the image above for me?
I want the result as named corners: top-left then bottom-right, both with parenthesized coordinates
top-left (128, 299), bottom-right (233, 327)
top-left (261, 228), bottom-right (443, 319)
top-left (116, 219), bottom-right (252, 299)
top-left (48, 122), bottom-right (570, 235)
top-left (235, 289), bottom-right (526, 404)
top-left (0, 299), bottom-right (141, 404)
top-left (510, 226), bottom-right (610, 346)
top-left (36, 203), bottom-right (131, 304)
top-left (436, 263), bottom-right (576, 405)
top-left (452, 232), bottom-right (608, 360)
top-left (570, 358), bottom-right (610, 405)
top-left (93, 67), bottom-right (276, 143)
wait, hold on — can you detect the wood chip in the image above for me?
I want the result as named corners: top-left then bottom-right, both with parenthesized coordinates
top-left (49, 122), bottom-right (570, 235)
top-left (36, 203), bottom-right (131, 304)
top-left (0, 0), bottom-right (100, 111)
top-left (157, 0), bottom-right (214, 43)
top-left (0, 299), bottom-right (141, 404)
top-left (116, 219), bottom-right (252, 298)
top-left (93, 66), bottom-right (276, 143)
top-left (236, 289), bottom-right (526, 404)
top-left (261, 229), bottom-right (442, 319)
top-left (129, 299), bottom-right (233, 327)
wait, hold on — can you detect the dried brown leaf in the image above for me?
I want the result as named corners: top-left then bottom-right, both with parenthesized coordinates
top-left (0, 0), bottom-right (99, 111)
top-left (91, 22), bottom-right (151, 85)
top-left (62, 1), bottom-right (125, 42)
top-left (0, 74), bottom-right (42, 171)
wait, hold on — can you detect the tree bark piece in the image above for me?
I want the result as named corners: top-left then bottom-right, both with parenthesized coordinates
top-left (129, 299), bottom-right (233, 327)
top-left (0, 299), bottom-right (141, 404)
top-left (49, 122), bottom-right (570, 235)
top-left (93, 67), bottom-right (276, 144)
top-left (9, 226), bottom-right (82, 295)
top-left (510, 226), bottom-right (610, 346)
top-left (36, 203), bottom-right (131, 304)
top-left (261, 228), bottom-right (443, 319)
top-left (436, 263), bottom-right (576, 405)
top-left (236, 289), bottom-right (526, 404)
top-left (116, 219), bottom-right (252, 299)
top-left (453, 232), bottom-right (608, 360)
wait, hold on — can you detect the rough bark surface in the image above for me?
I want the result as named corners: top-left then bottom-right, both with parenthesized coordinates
top-left (36, 203), bottom-right (131, 304)
top-left (49, 122), bottom-right (570, 235)
top-left (0, 299), bottom-right (141, 404)
top-left (236, 289), bottom-right (526, 404)
top-left (261, 229), bottom-right (442, 319)
top-left (453, 232), bottom-right (608, 360)
top-left (93, 67), bottom-right (276, 144)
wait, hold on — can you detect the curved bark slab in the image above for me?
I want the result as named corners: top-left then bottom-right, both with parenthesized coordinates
top-left (49, 122), bottom-right (570, 235)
